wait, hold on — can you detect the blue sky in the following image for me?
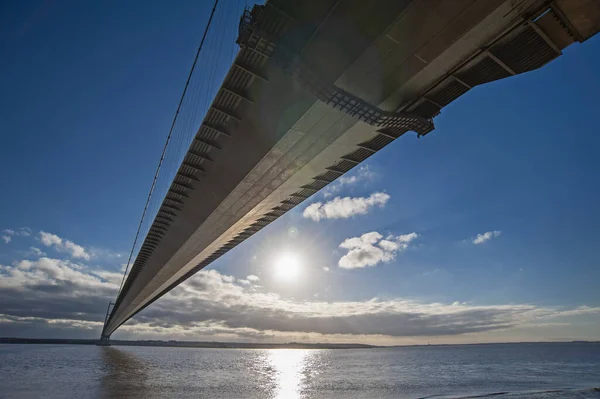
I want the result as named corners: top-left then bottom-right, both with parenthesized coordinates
top-left (1, 0), bottom-right (599, 344)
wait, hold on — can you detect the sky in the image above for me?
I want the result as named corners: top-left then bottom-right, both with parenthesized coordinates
top-left (1, 0), bottom-right (599, 345)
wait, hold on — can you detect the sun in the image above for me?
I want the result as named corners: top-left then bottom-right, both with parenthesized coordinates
top-left (273, 252), bottom-right (302, 282)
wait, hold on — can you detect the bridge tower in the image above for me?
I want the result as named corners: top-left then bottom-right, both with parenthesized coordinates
top-left (98, 301), bottom-right (114, 346)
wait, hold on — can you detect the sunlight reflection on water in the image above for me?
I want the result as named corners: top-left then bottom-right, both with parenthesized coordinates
top-left (266, 349), bottom-right (315, 399)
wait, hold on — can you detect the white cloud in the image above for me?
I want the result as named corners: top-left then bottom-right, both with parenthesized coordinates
top-left (63, 241), bottom-right (89, 259)
top-left (338, 231), bottom-right (418, 269)
top-left (247, 275), bottom-right (260, 282)
top-left (39, 231), bottom-right (91, 260)
top-left (303, 192), bottom-right (390, 222)
top-left (323, 266), bottom-right (330, 272)
top-left (120, 269), bottom-right (600, 341)
top-left (473, 230), bottom-right (502, 245)
top-left (1, 254), bottom-right (599, 343)
top-left (323, 165), bottom-right (375, 198)
top-left (2, 236), bottom-right (11, 244)
top-left (0, 257), bottom-right (116, 294)
top-left (39, 232), bottom-right (61, 246)
top-left (3, 229), bottom-right (15, 235)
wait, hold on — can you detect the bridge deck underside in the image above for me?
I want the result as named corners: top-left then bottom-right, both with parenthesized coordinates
top-left (103, 0), bottom-right (600, 336)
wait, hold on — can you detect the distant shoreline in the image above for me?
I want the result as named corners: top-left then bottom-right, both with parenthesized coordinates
top-left (1, 337), bottom-right (598, 349)
top-left (0, 337), bottom-right (375, 349)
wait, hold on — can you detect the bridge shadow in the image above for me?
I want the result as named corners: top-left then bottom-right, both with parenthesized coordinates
top-left (99, 347), bottom-right (151, 398)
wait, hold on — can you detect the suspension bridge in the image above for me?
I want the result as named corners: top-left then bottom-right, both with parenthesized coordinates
top-left (100, 0), bottom-right (600, 341)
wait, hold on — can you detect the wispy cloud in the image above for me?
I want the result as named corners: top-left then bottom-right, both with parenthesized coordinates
top-left (303, 192), bottom-right (390, 222)
top-left (18, 227), bottom-right (32, 237)
top-left (28, 247), bottom-right (46, 257)
top-left (2, 227), bottom-right (31, 242)
top-left (39, 231), bottom-right (91, 260)
top-left (3, 227), bottom-right (32, 236)
top-left (338, 231), bottom-right (419, 269)
top-left (238, 275), bottom-right (260, 286)
top-left (323, 165), bottom-right (375, 198)
top-left (88, 247), bottom-right (123, 262)
top-left (472, 231), bottom-right (502, 245)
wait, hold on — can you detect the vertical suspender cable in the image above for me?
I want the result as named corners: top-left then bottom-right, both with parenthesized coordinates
top-left (116, 0), bottom-right (221, 297)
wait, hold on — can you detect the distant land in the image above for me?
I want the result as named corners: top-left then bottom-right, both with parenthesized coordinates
top-left (0, 337), bottom-right (375, 349)
top-left (1, 337), bottom-right (599, 349)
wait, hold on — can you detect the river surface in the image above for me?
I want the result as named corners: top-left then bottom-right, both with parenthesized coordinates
top-left (0, 343), bottom-right (599, 398)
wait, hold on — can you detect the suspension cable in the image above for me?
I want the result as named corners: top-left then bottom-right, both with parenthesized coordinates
top-left (116, 0), bottom-right (221, 296)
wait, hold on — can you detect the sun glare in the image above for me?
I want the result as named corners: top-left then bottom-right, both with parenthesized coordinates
top-left (273, 252), bottom-right (302, 282)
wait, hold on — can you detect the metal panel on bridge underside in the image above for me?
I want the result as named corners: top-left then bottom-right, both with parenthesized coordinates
top-left (102, 0), bottom-right (600, 338)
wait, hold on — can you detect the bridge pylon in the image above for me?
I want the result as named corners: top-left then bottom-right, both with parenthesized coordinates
top-left (98, 301), bottom-right (114, 346)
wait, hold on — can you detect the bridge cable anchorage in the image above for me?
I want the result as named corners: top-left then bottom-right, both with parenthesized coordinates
top-left (104, 0), bottom-right (222, 337)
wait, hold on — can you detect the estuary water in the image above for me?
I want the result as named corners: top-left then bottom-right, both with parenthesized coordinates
top-left (0, 343), bottom-right (599, 398)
